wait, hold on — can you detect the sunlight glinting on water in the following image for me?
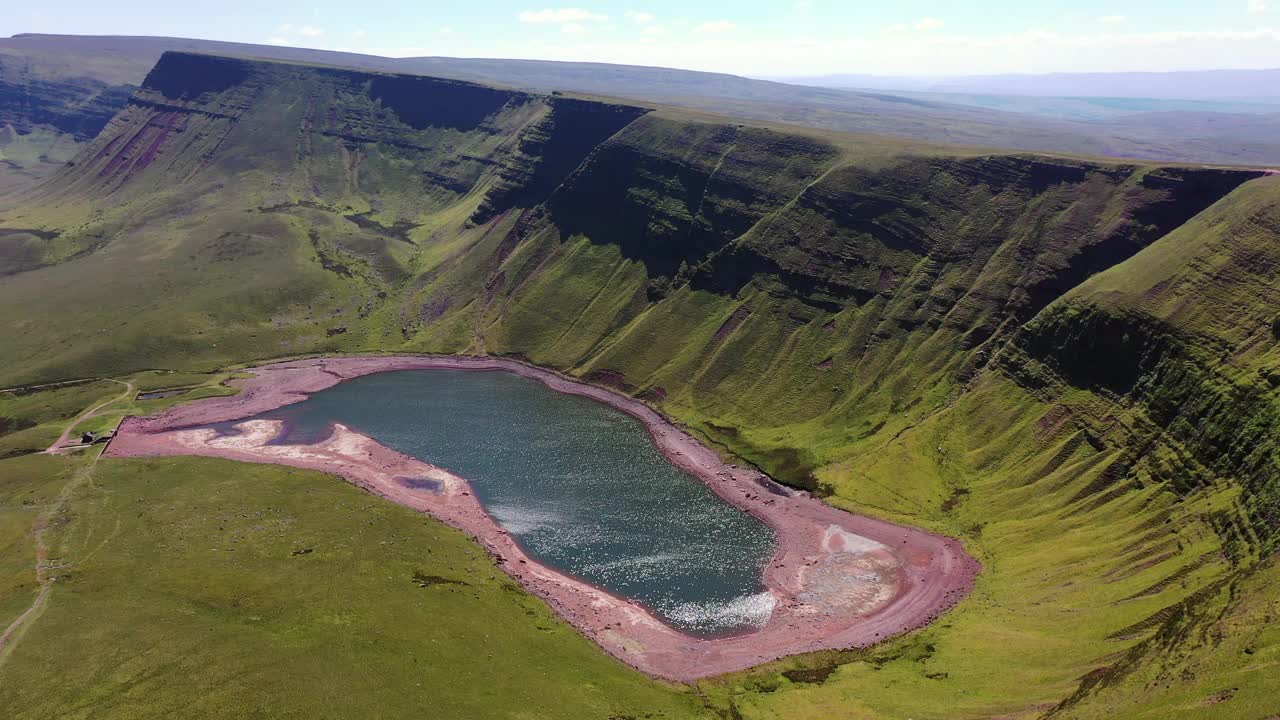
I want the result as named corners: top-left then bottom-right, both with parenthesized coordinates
top-left (255, 369), bottom-right (778, 636)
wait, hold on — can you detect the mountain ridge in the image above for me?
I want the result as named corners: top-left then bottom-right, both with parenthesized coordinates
top-left (4, 34), bottom-right (1280, 178)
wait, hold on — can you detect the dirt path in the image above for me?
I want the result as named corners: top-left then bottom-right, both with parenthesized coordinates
top-left (0, 450), bottom-right (101, 675)
top-left (43, 379), bottom-right (135, 454)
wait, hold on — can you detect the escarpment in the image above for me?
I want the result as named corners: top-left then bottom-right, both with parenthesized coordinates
top-left (545, 117), bottom-right (841, 279)
top-left (4, 54), bottom-right (1267, 457)
top-left (474, 143), bottom-right (1259, 435)
top-left (3, 53), bottom-right (1267, 471)
top-left (1012, 305), bottom-right (1280, 545)
top-left (471, 97), bottom-right (650, 223)
top-left (34, 52), bottom-right (570, 201)
top-left (1006, 179), bottom-right (1280, 555)
top-left (681, 159), bottom-right (1261, 334)
top-left (979, 178), bottom-right (1280, 716)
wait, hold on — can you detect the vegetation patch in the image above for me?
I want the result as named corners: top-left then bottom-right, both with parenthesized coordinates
top-left (411, 571), bottom-right (468, 588)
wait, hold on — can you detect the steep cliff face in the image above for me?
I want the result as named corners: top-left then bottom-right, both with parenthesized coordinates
top-left (463, 149), bottom-right (1258, 444)
top-left (472, 97), bottom-right (650, 223)
top-left (37, 52), bottom-right (567, 203)
top-left (984, 178), bottom-right (1280, 720)
top-left (700, 160), bottom-right (1257, 316)
top-left (1007, 176), bottom-right (1280, 552)
top-left (547, 116), bottom-right (840, 279)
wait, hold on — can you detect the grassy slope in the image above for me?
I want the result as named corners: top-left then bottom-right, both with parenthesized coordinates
top-left (694, 183), bottom-right (1280, 720)
top-left (0, 453), bottom-right (707, 719)
top-left (1, 53), bottom-right (1278, 719)
top-left (1028, 176), bottom-right (1280, 718)
top-left (0, 381), bottom-right (122, 457)
top-left (1049, 555), bottom-right (1280, 719)
top-left (0, 53), bottom-right (647, 384)
top-left (0, 127), bottom-right (84, 195)
top-left (402, 135), bottom-right (1280, 717)
top-left (0, 455), bottom-right (74, 634)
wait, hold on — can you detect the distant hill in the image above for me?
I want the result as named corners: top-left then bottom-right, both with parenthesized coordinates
top-left (782, 68), bottom-right (1280, 102)
top-left (2, 34), bottom-right (1280, 174)
top-left (778, 88), bottom-right (1280, 123)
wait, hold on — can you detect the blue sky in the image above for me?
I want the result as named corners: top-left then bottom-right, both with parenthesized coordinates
top-left (5, 1), bottom-right (1279, 75)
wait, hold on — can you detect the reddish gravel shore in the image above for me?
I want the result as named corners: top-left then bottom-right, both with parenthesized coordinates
top-left (109, 355), bottom-right (979, 681)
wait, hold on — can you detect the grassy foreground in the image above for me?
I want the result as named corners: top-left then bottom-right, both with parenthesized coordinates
top-left (0, 452), bottom-right (707, 719)
top-left (2, 360), bottom-right (1275, 720)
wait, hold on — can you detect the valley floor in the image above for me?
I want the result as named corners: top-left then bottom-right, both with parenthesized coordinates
top-left (0, 362), bottom-right (1276, 719)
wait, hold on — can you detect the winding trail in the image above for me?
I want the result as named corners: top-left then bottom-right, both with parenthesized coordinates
top-left (2, 377), bottom-right (132, 673)
top-left (0, 448), bottom-right (102, 674)
top-left (43, 379), bottom-right (135, 454)
top-left (109, 355), bottom-right (980, 681)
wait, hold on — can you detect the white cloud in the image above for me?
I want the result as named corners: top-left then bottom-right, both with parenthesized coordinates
top-left (350, 45), bottom-right (434, 57)
top-left (624, 10), bottom-right (655, 24)
top-left (888, 23), bottom-right (909, 32)
top-left (794, 0), bottom-right (814, 9)
top-left (438, 26), bottom-right (455, 35)
top-left (269, 22), bottom-right (325, 44)
top-left (562, 23), bottom-right (586, 33)
top-left (519, 8), bottom-right (607, 24)
top-left (1100, 15), bottom-right (1127, 24)
top-left (351, 28), bottom-right (367, 39)
top-left (266, 14), bottom-right (1280, 78)
top-left (1248, 0), bottom-right (1270, 14)
top-left (695, 20), bottom-right (736, 33)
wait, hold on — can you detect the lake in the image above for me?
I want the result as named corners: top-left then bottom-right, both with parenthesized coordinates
top-left (248, 369), bottom-right (777, 636)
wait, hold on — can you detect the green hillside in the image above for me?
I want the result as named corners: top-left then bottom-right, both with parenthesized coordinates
top-left (1, 51), bottom-right (1277, 719)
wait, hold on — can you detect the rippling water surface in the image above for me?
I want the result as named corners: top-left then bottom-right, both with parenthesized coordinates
top-left (254, 369), bottom-right (777, 636)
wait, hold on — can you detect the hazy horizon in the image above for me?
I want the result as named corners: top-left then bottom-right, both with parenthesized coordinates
top-left (4, 1), bottom-right (1280, 77)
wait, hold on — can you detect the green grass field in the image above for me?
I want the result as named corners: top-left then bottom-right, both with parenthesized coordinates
top-left (0, 127), bottom-right (85, 196)
top-left (0, 453), bottom-right (709, 719)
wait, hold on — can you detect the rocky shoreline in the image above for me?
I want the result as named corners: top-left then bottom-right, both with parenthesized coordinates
top-left (108, 355), bottom-right (980, 681)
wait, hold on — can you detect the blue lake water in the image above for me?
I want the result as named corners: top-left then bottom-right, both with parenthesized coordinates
top-left (250, 369), bottom-right (777, 636)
